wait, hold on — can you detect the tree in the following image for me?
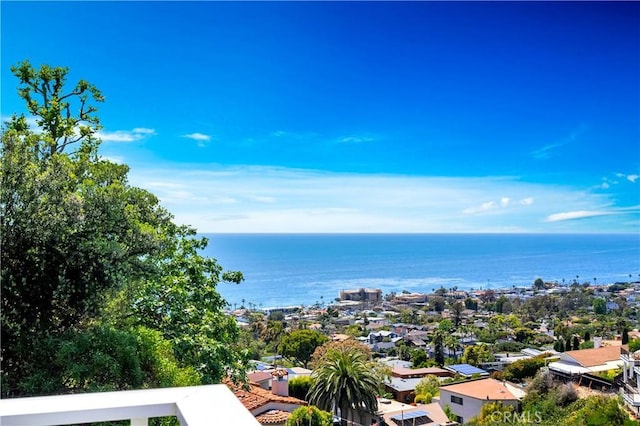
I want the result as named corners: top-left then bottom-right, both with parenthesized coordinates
top-left (286, 406), bottom-right (333, 426)
top-left (414, 375), bottom-right (440, 399)
top-left (432, 330), bottom-right (445, 366)
top-left (1, 60), bottom-right (245, 394)
top-left (593, 298), bottom-right (607, 315)
top-left (461, 344), bottom-right (494, 366)
top-left (411, 349), bottom-right (428, 368)
top-left (622, 328), bottom-right (630, 345)
top-left (310, 340), bottom-right (371, 369)
top-left (451, 302), bottom-right (464, 327)
top-left (307, 347), bottom-right (379, 426)
top-left (280, 329), bottom-right (329, 368)
top-left (572, 335), bottom-right (580, 351)
top-left (289, 376), bottom-right (313, 400)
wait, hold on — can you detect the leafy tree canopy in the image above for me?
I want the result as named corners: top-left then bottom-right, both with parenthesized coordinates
top-left (1, 60), bottom-right (245, 395)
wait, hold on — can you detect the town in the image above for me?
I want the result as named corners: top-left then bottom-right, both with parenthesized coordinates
top-left (229, 278), bottom-right (640, 425)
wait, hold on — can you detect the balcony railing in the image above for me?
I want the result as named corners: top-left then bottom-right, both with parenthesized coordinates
top-left (623, 391), bottom-right (640, 407)
top-left (0, 384), bottom-right (260, 426)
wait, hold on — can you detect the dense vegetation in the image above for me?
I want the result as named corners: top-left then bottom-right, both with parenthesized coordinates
top-left (1, 61), bottom-right (247, 397)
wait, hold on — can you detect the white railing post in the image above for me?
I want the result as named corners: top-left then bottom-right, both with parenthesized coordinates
top-left (131, 418), bottom-right (149, 426)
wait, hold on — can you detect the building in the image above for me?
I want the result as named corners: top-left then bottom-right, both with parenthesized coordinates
top-left (620, 345), bottom-right (640, 416)
top-left (438, 378), bottom-right (525, 424)
top-left (339, 288), bottom-right (382, 303)
top-left (444, 364), bottom-right (490, 378)
top-left (376, 397), bottom-right (454, 426)
top-left (391, 366), bottom-right (453, 379)
top-left (384, 377), bottom-right (423, 404)
top-left (548, 345), bottom-right (623, 379)
top-left (228, 369), bottom-right (308, 426)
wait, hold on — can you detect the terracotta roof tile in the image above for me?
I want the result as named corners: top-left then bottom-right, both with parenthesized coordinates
top-left (227, 380), bottom-right (307, 412)
top-left (255, 409), bottom-right (292, 425)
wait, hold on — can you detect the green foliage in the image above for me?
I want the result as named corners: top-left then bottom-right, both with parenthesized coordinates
top-left (286, 406), bottom-right (333, 426)
top-left (564, 395), bottom-right (630, 426)
top-left (438, 319), bottom-right (454, 333)
top-left (411, 349), bottom-right (429, 368)
top-left (1, 61), bottom-right (245, 395)
top-left (289, 375), bottom-right (313, 400)
top-left (443, 404), bottom-right (456, 422)
top-left (593, 298), bottom-right (607, 315)
top-left (579, 340), bottom-right (595, 350)
top-left (461, 344), bottom-right (494, 366)
top-left (414, 375), bottom-right (440, 398)
top-left (470, 401), bottom-right (515, 426)
top-left (500, 355), bottom-right (547, 382)
top-left (280, 329), bottom-right (329, 368)
top-left (15, 325), bottom-right (200, 396)
top-left (514, 327), bottom-right (536, 343)
top-left (432, 330), bottom-right (445, 366)
top-left (414, 392), bottom-right (432, 404)
top-left (629, 338), bottom-right (640, 353)
top-left (492, 341), bottom-right (526, 353)
top-left (308, 347), bottom-right (379, 423)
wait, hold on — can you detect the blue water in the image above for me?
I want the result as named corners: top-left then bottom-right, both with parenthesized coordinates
top-left (203, 234), bottom-right (640, 309)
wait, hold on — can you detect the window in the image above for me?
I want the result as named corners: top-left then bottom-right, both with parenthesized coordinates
top-left (451, 395), bottom-right (463, 405)
top-left (455, 415), bottom-right (464, 423)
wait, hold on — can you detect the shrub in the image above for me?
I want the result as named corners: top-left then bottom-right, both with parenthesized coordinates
top-left (414, 392), bottom-right (432, 404)
top-left (289, 375), bottom-right (313, 400)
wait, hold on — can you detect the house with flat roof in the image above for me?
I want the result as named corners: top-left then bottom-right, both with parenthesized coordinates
top-left (391, 366), bottom-right (454, 379)
top-left (438, 378), bottom-right (525, 424)
top-left (384, 377), bottom-right (423, 404)
top-left (376, 397), bottom-right (454, 426)
top-left (444, 364), bottom-right (490, 378)
top-left (548, 345), bottom-right (623, 378)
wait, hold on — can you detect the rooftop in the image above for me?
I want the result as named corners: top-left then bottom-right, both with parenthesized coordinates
top-left (563, 346), bottom-right (621, 367)
top-left (440, 378), bottom-right (523, 401)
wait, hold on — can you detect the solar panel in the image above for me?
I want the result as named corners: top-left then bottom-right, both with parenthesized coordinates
top-left (390, 410), bottom-right (429, 421)
top-left (448, 363), bottom-right (488, 376)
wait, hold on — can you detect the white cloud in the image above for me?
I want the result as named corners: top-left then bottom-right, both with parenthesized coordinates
top-left (124, 165), bottom-right (635, 233)
top-left (182, 133), bottom-right (211, 142)
top-left (627, 174), bottom-right (639, 183)
top-left (520, 197), bottom-right (534, 206)
top-left (339, 136), bottom-right (374, 144)
top-left (545, 210), bottom-right (617, 222)
top-left (97, 128), bottom-right (156, 142)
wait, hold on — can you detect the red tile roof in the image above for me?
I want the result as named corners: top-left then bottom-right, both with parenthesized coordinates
top-left (227, 380), bottom-right (307, 412)
top-left (255, 409), bottom-right (292, 425)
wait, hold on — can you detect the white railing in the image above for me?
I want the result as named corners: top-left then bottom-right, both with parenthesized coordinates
top-left (623, 391), bottom-right (640, 407)
top-left (0, 384), bottom-right (260, 426)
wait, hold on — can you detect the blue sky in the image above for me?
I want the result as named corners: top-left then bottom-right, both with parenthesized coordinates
top-left (2, 1), bottom-right (639, 233)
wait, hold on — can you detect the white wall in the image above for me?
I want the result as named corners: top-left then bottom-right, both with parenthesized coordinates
top-left (438, 389), bottom-right (519, 424)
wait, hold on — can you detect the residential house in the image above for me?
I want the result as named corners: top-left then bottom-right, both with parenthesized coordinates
top-left (444, 364), bottom-right (490, 378)
top-left (620, 345), bottom-right (640, 417)
top-left (385, 377), bottom-right (423, 404)
top-left (391, 366), bottom-right (453, 379)
top-left (376, 397), bottom-right (454, 426)
top-left (228, 369), bottom-right (307, 426)
top-left (548, 345), bottom-right (623, 380)
top-left (438, 378), bottom-right (525, 424)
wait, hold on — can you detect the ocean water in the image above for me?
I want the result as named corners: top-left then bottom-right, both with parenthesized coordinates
top-left (202, 233), bottom-right (640, 310)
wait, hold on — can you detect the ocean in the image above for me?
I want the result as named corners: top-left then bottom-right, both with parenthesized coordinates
top-left (203, 233), bottom-right (640, 310)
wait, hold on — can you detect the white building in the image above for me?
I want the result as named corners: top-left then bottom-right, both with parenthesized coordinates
top-left (438, 378), bottom-right (525, 424)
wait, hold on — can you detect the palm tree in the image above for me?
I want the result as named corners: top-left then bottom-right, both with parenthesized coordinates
top-left (307, 347), bottom-right (379, 425)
